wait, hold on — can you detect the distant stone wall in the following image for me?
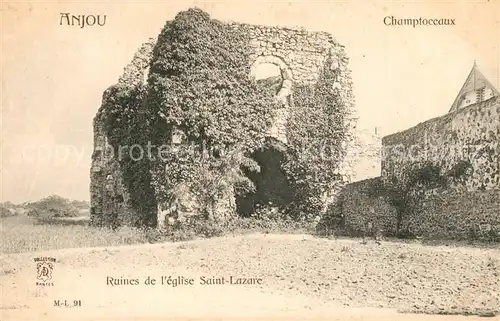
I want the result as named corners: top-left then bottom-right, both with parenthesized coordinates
top-left (404, 188), bottom-right (500, 241)
top-left (322, 179), bottom-right (500, 241)
top-left (326, 97), bottom-right (500, 241)
top-left (382, 96), bottom-right (500, 191)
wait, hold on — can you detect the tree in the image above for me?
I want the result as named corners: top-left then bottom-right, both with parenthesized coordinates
top-left (27, 195), bottom-right (79, 219)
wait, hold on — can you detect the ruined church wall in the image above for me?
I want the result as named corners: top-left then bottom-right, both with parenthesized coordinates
top-left (90, 20), bottom-right (355, 227)
top-left (89, 39), bottom-right (156, 227)
top-left (244, 23), bottom-right (356, 192)
top-left (239, 24), bottom-right (348, 86)
top-left (238, 23), bottom-right (354, 147)
top-left (151, 24), bottom-right (354, 224)
top-left (323, 178), bottom-right (500, 241)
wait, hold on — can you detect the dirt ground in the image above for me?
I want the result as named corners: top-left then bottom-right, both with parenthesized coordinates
top-left (1, 234), bottom-right (499, 320)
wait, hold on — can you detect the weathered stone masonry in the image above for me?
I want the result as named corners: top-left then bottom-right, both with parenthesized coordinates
top-left (90, 39), bottom-right (156, 227)
top-left (382, 96), bottom-right (499, 191)
top-left (381, 96), bottom-right (500, 240)
top-left (90, 20), bottom-right (354, 228)
top-left (241, 23), bottom-right (352, 144)
top-left (329, 96), bottom-right (500, 241)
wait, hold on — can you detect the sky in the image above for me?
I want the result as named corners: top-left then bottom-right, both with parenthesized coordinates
top-left (1, 0), bottom-right (499, 203)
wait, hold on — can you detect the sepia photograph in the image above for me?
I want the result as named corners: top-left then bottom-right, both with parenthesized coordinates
top-left (1, 1), bottom-right (499, 320)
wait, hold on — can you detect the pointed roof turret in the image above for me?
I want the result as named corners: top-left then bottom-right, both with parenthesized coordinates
top-left (449, 62), bottom-right (499, 113)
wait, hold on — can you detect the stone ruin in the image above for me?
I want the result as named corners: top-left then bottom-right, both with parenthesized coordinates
top-left (90, 12), bottom-right (355, 229)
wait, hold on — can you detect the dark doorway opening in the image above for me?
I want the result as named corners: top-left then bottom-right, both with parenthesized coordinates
top-left (236, 139), bottom-right (295, 217)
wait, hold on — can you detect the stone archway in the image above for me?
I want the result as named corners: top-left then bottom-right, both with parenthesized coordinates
top-left (250, 55), bottom-right (293, 144)
top-left (250, 55), bottom-right (293, 102)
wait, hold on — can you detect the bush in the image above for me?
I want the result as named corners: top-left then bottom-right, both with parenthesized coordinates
top-left (158, 217), bottom-right (224, 242)
top-left (155, 207), bottom-right (316, 243)
top-left (0, 205), bottom-right (15, 218)
top-left (447, 160), bottom-right (473, 180)
top-left (319, 160), bottom-right (476, 239)
top-left (27, 195), bottom-right (79, 221)
top-left (70, 200), bottom-right (90, 210)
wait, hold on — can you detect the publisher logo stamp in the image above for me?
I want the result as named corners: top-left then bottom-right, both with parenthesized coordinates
top-left (34, 256), bottom-right (56, 286)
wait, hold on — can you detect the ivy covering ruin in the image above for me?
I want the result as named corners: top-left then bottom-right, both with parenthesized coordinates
top-left (91, 8), bottom-right (355, 229)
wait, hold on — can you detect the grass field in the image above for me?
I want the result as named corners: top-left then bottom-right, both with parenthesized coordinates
top-left (0, 215), bottom-right (148, 254)
top-left (0, 213), bottom-right (314, 254)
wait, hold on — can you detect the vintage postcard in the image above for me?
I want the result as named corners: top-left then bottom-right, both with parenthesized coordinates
top-left (1, 0), bottom-right (499, 320)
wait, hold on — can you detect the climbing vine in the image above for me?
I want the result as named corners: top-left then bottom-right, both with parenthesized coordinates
top-left (98, 8), bottom-right (355, 227)
top-left (147, 8), bottom-right (280, 148)
top-left (366, 160), bottom-right (472, 237)
top-left (144, 8), bottom-right (281, 218)
top-left (282, 56), bottom-right (354, 220)
top-left (98, 84), bottom-right (158, 227)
